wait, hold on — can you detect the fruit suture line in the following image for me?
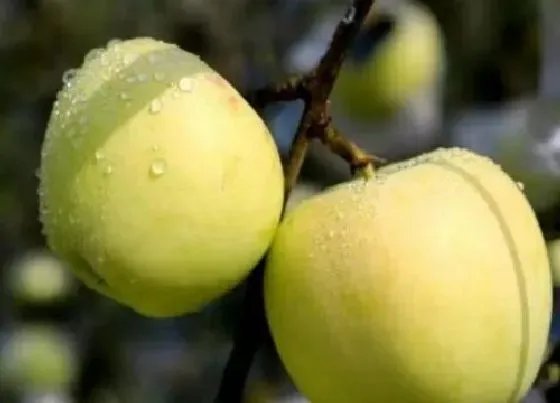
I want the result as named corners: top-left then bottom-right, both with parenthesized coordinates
top-left (215, 0), bottom-right (380, 401)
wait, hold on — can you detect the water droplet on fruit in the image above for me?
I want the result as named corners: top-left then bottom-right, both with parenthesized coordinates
top-left (137, 73), bottom-right (147, 82)
top-left (62, 69), bottom-right (77, 86)
top-left (178, 77), bottom-right (194, 92)
top-left (517, 181), bottom-right (525, 191)
top-left (148, 53), bottom-right (159, 64)
top-left (328, 230), bottom-right (335, 239)
top-left (151, 145), bottom-right (160, 152)
top-left (103, 164), bottom-right (113, 175)
top-left (107, 39), bottom-right (122, 50)
top-left (149, 159), bottom-right (167, 177)
top-left (100, 54), bottom-right (109, 66)
top-left (123, 53), bottom-right (135, 65)
top-left (120, 92), bottom-right (129, 100)
top-left (94, 151), bottom-right (105, 162)
top-left (84, 48), bottom-right (103, 64)
top-left (149, 98), bottom-right (162, 114)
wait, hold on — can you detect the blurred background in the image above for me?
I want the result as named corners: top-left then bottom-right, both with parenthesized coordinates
top-left (1, 0), bottom-right (560, 402)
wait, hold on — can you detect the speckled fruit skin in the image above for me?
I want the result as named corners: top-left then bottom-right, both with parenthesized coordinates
top-left (265, 148), bottom-right (552, 403)
top-left (39, 37), bottom-right (284, 317)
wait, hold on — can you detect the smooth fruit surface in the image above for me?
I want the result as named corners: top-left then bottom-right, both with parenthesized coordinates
top-left (265, 147), bottom-right (551, 403)
top-left (0, 325), bottom-right (77, 391)
top-left (331, 2), bottom-right (443, 120)
top-left (547, 239), bottom-right (560, 286)
top-left (8, 249), bottom-right (73, 304)
top-left (39, 37), bottom-right (284, 317)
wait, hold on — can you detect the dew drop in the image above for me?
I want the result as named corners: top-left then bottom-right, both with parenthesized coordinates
top-left (149, 98), bottom-right (162, 114)
top-left (120, 92), bottom-right (129, 100)
top-left (123, 53), bottom-right (136, 65)
top-left (103, 164), bottom-right (113, 175)
top-left (517, 181), bottom-right (525, 191)
top-left (100, 54), bottom-right (109, 66)
top-left (95, 151), bottom-right (105, 162)
top-left (343, 6), bottom-right (356, 24)
top-left (84, 48), bottom-right (103, 64)
top-left (107, 39), bottom-right (122, 50)
top-left (178, 77), bottom-right (194, 92)
top-left (328, 230), bottom-right (335, 239)
top-left (149, 159), bottom-right (167, 177)
top-left (62, 69), bottom-right (77, 86)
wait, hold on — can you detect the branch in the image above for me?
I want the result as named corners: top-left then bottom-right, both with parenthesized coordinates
top-left (214, 1), bottom-right (378, 402)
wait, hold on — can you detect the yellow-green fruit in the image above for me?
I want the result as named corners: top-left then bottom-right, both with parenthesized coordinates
top-left (8, 249), bottom-right (74, 304)
top-left (331, 2), bottom-right (443, 119)
top-left (39, 37), bottom-right (284, 317)
top-left (0, 325), bottom-right (77, 392)
top-left (265, 147), bottom-right (551, 403)
top-left (547, 239), bottom-right (560, 286)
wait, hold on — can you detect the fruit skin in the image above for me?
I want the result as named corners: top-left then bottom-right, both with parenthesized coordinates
top-left (547, 239), bottom-right (560, 286)
top-left (8, 249), bottom-right (74, 304)
top-left (0, 324), bottom-right (77, 392)
top-left (39, 37), bottom-right (284, 317)
top-left (331, 0), bottom-right (444, 120)
top-left (265, 147), bottom-right (552, 403)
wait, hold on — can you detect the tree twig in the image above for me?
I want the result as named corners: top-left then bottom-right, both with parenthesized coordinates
top-left (214, 1), bottom-right (378, 402)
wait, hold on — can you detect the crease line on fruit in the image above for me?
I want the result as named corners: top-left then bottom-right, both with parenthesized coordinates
top-left (427, 160), bottom-right (529, 403)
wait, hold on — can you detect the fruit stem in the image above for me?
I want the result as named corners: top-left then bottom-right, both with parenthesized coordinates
top-left (356, 163), bottom-right (376, 180)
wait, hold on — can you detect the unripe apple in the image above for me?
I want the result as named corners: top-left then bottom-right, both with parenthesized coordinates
top-left (547, 239), bottom-right (560, 286)
top-left (38, 37), bottom-right (284, 317)
top-left (265, 147), bottom-right (552, 403)
top-left (0, 324), bottom-right (77, 392)
top-left (331, 1), bottom-right (444, 120)
top-left (7, 249), bottom-right (74, 305)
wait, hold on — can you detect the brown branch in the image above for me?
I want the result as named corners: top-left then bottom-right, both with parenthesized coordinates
top-left (248, 75), bottom-right (307, 109)
top-left (214, 1), bottom-right (377, 402)
top-left (311, 124), bottom-right (386, 174)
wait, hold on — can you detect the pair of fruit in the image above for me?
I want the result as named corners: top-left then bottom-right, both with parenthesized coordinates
top-left (39, 38), bottom-right (552, 402)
